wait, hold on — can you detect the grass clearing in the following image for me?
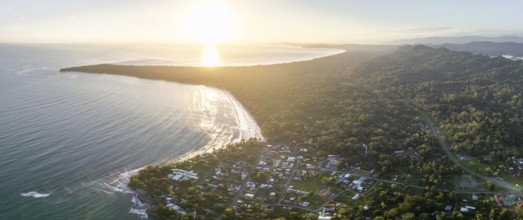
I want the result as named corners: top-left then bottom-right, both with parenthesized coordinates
top-left (451, 174), bottom-right (486, 192)
top-left (307, 193), bottom-right (328, 210)
top-left (460, 159), bottom-right (495, 176)
top-left (334, 190), bottom-right (360, 206)
top-left (291, 176), bottom-right (324, 193)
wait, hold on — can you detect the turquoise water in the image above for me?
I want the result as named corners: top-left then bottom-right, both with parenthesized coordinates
top-left (0, 44), bottom-right (341, 219)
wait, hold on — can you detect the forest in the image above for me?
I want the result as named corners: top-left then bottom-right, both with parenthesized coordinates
top-left (63, 44), bottom-right (523, 219)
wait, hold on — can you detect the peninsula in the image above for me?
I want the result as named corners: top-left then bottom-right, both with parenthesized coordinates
top-left (61, 45), bottom-right (523, 219)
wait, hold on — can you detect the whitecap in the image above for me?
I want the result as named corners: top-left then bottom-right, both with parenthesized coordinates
top-left (101, 168), bottom-right (142, 194)
top-left (131, 194), bottom-right (144, 207)
top-left (20, 191), bottom-right (51, 198)
top-left (129, 208), bottom-right (148, 219)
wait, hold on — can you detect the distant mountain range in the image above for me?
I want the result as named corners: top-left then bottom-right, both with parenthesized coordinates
top-left (434, 41), bottom-right (523, 57)
top-left (396, 35), bottom-right (523, 44)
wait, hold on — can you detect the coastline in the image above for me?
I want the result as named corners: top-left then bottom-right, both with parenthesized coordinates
top-left (163, 87), bottom-right (264, 164)
top-left (59, 45), bottom-right (395, 219)
top-left (126, 84), bottom-right (264, 219)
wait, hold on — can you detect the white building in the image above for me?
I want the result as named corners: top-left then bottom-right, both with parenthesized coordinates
top-left (169, 169), bottom-right (199, 181)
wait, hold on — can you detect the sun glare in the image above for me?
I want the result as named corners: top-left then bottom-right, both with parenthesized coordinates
top-left (184, 1), bottom-right (235, 45)
top-left (201, 44), bottom-right (220, 67)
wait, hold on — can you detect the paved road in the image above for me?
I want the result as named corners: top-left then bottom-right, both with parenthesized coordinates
top-left (337, 170), bottom-right (497, 195)
top-left (216, 148), bottom-right (267, 220)
top-left (273, 160), bottom-right (300, 208)
top-left (419, 111), bottom-right (522, 193)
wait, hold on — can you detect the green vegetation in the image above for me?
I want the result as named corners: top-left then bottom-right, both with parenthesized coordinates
top-left (356, 46), bottom-right (523, 158)
top-left (461, 159), bottom-right (500, 176)
top-left (63, 45), bottom-right (523, 219)
top-left (291, 176), bottom-right (323, 192)
top-left (129, 139), bottom-right (264, 219)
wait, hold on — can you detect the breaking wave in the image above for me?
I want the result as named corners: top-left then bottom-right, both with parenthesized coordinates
top-left (20, 191), bottom-right (51, 198)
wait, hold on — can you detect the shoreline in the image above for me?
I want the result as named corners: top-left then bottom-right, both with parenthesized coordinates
top-left (126, 85), bottom-right (264, 219)
top-left (51, 44), bottom-right (523, 219)
top-left (59, 45), bottom-right (396, 219)
top-left (163, 87), bottom-right (265, 164)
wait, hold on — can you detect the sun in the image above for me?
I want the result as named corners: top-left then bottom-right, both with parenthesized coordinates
top-left (184, 1), bottom-right (235, 45)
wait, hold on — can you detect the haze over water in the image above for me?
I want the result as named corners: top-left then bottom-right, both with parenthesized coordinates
top-left (0, 44), bottom-right (342, 219)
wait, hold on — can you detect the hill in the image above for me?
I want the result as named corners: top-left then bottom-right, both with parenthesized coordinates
top-left (395, 35), bottom-right (523, 44)
top-left (437, 41), bottom-right (523, 57)
top-left (355, 45), bottom-right (523, 157)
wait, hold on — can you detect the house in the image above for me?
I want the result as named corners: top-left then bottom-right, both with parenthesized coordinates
top-left (318, 208), bottom-right (333, 220)
top-left (260, 184), bottom-right (272, 189)
top-left (494, 194), bottom-right (504, 206)
top-left (228, 185), bottom-right (241, 192)
top-left (444, 205), bottom-right (452, 211)
top-left (393, 150), bottom-right (405, 155)
top-left (244, 193), bottom-right (254, 199)
top-left (215, 168), bottom-right (222, 176)
top-left (168, 174), bottom-right (183, 181)
top-left (465, 206), bottom-right (476, 210)
top-left (169, 169), bottom-right (199, 181)
top-left (322, 204), bottom-right (336, 212)
top-left (280, 146), bottom-right (292, 153)
top-left (352, 177), bottom-right (366, 188)
top-left (301, 201), bottom-right (310, 207)
top-left (352, 193), bottom-right (360, 200)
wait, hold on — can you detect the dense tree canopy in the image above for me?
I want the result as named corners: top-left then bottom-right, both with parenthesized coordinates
top-left (64, 44), bottom-right (523, 219)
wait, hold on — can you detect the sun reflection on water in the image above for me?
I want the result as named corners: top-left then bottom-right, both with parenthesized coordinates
top-left (201, 44), bottom-right (220, 67)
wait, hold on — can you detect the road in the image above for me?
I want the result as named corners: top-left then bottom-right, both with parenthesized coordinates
top-left (273, 160), bottom-right (300, 208)
top-left (338, 170), bottom-right (497, 195)
top-left (217, 148), bottom-right (266, 220)
top-left (419, 111), bottom-right (522, 193)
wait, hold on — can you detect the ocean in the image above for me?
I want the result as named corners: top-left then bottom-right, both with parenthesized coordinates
top-left (0, 44), bottom-right (343, 219)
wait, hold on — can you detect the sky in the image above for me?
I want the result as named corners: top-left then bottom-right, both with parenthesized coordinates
top-left (2, 0), bottom-right (523, 44)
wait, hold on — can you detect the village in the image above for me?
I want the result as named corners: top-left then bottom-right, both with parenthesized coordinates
top-left (150, 141), bottom-right (523, 219)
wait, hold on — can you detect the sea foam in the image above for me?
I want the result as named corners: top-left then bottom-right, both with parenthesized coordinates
top-left (20, 191), bottom-right (51, 198)
top-left (103, 168), bottom-right (149, 219)
top-left (129, 208), bottom-right (148, 219)
top-left (103, 168), bottom-right (141, 194)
